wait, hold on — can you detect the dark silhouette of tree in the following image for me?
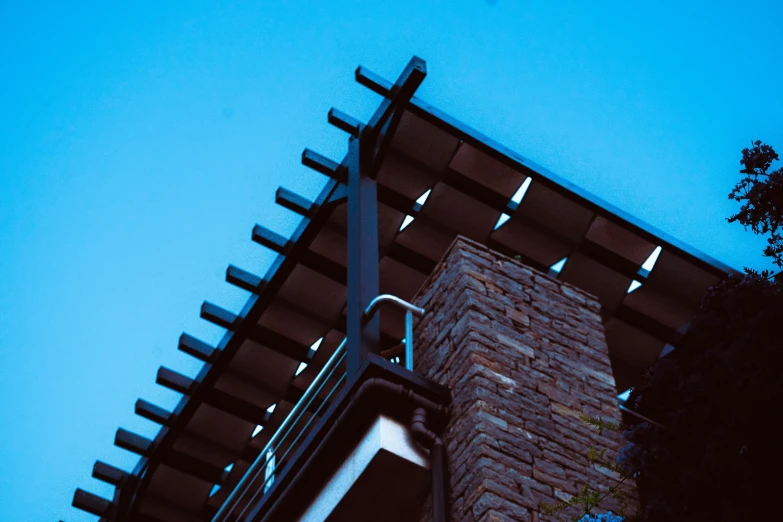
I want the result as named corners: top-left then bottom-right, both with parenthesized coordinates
top-left (729, 141), bottom-right (783, 270)
top-left (619, 142), bottom-right (783, 521)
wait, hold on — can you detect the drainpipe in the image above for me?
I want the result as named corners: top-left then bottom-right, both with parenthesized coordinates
top-left (410, 407), bottom-right (449, 522)
top-left (254, 377), bottom-right (449, 522)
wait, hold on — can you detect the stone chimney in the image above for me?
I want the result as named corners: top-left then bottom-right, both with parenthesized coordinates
top-left (413, 237), bottom-right (637, 522)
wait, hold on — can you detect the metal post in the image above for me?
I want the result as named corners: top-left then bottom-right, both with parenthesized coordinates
top-left (346, 136), bottom-right (381, 376)
top-left (405, 310), bottom-right (413, 371)
top-left (346, 57), bottom-right (427, 377)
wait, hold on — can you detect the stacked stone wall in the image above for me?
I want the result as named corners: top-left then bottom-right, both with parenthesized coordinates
top-left (413, 237), bottom-right (637, 522)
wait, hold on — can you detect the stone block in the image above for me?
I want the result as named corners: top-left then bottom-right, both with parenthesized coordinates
top-left (414, 237), bottom-right (637, 521)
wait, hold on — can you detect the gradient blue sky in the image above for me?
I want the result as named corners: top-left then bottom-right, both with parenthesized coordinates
top-left (1, 1), bottom-right (781, 520)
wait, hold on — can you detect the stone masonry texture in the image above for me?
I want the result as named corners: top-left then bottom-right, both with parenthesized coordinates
top-left (412, 236), bottom-right (637, 522)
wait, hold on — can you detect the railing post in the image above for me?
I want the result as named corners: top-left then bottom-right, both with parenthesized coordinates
top-left (405, 310), bottom-right (414, 371)
top-left (364, 295), bottom-right (425, 371)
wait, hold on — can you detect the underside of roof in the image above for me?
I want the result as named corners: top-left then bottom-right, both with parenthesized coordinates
top-left (71, 58), bottom-right (732, 522)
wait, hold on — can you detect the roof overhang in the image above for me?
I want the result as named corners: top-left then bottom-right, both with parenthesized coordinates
top-left (72, 57), bottom-right (732, 522)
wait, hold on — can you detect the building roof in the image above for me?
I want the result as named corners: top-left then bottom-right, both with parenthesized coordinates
top-left (71, 58), bottom-right (731, 521)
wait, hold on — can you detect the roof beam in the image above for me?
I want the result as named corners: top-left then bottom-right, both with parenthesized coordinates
top-left (222, 366), bottom-right (326, 413)
top-left (226, 265), bottom-right (267, 293)
top-left (384, 242), bottom-right (436, 275)
top-left (446, 167), bottom-right (654, 280)
top-left (179, 333), bottom-right (218, 362)
top-left (301, 149), bottom-right (346, 182)
top-left (116, 429), bottom-right (231, 484)
top-left (377, 182), bottom-right (487, 248)
top-left (314, 218), bottom-right (432, 278)
top-left (579, 238), bottom-right (649, 281)
top-left (200, 302), bottom-right (238, 330)
top-left (201, 386), bottom-right (273, 425)
top-left (400, 94), bottom-right (734, 277)
top-left (376, 184), bottom-right (424, 215)
top-left (115, 428), bottom-right (153, 456)
top-left (355, 65), bottom-right (392, 97)
top-left (614, 304), bottom-right (681, 345)
top-left (131, 494), bottom-right (203, 522)
top-left (253, 224), bottom-right (349, 285)
top-left (354, 58), bottom-right (731, 281)
top-left (156, 366), bottom-right (194, 395)
top-left (204, 288), bottom-right (399, 358)
top-left (92, 461), bottom-right (128, 486)
top-left (164, 449), bottom-right (228, 484)
top-left (392, 149), bottom-right (654, 282)
top-left (442, 168), bottom-right (516, 211)
top-left (129, 177), bottom-right (347, 502)
top-left (201, 301), bottom-right (313, 361)
top-left (124, 512), bottom-right (170, 522)
top-left (298, 250), bottom-right (347, 285)
top-left (135, 399), bottom-right (172, 426)
top-left (251, 225), bottom-right (290, 254)
top-left (246, 324), bottom-right (314, 361)
top-left (72, 489), bottom-right (112, 518)
top-left (157, 364), bottom-right (308, 419)
top-left (276, 187), bottom-right (316, 217)
top-left (226, 294), bottom-right (400, 353)
top-left (327, 108), bottom-right (363, 137)
top-left (159, 366), bottom-right (274, 424)
top-left (361, 57), bottom-right (728, 279)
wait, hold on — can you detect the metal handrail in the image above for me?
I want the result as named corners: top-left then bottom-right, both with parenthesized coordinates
top-left (236, 369), bottom-right (347, 520)
top-left (364, 294), bottom-right (425, 371)
top-left (212, 338), bottom-right (347, 522)
top-left (213, 295), bottom-right (424, 521)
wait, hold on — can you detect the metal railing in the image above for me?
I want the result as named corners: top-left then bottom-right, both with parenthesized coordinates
top-left (212, 338), bottom-right (347, 522)
top-left (213, 294), bottom-right (424, 521)
top-left (364, 294), bottom-right (425, 371)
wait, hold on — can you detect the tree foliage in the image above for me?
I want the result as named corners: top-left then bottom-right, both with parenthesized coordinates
top-left (621, 142), bottom-right (783, 521)
top-left (728, 141), bottom-right (783, 269)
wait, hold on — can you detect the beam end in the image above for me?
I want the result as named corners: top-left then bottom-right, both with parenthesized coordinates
top-left (327, 108), bottom-right (363, 137)
top-left (276, 187), bottom-right (315, 217)
top-left (251, 224), bottom-right (291, 253)
top-left (73, 489), bottom-right (112, 517)
top-left (301, 149), bottom-right (346, 182)
top-left (114, 428), bottom-right (153, 456)
top-left (226, 265), bottom-right (266, 293)
top-left (157, 366), bottom-right (194, 395)
top-left (135, 398), bottom-right (172, 426)
top-left (179, 330), bottom-right (219, 360)
top-left (92, 461), bottom-right (128, 486)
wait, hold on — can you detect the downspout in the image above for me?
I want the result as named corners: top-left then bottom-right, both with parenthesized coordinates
top-left (410, 407), bottom-right (449, 522)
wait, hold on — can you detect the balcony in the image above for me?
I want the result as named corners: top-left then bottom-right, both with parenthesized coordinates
top-left (210, 294), bottom-right (450, 522)
top-left (214, 353), bottom-right (450, 521)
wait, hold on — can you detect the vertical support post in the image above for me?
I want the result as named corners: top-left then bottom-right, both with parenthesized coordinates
top-left (346, 136), bottom-right (381, 376)
top-left (345, 57), bottom-right (426, 376)
top-left (405, 310), bottom-right (414, 371)
top-left (263, 450), bottom-right (275, 494)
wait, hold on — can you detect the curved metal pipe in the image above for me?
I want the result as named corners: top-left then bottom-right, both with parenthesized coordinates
top-left (364, 294), bottom-right (425, 317)
top-left (364, 294), bottom-right (425, 370)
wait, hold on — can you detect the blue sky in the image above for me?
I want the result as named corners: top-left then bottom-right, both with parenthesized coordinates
top-left (1, 1), bottom-right (781, 520)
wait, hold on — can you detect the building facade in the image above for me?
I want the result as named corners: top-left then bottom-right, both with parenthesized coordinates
top-left (70, 57), bottom-right (729, 522)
